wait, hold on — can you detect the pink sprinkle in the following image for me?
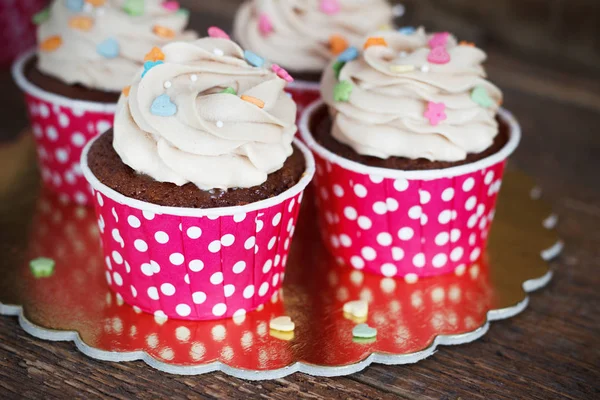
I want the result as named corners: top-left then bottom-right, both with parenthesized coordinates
top-left (427, 46), bottom-right (451, 64)
top-left (320, 0), bottom-right (341, 15)
top-left (272, 64), bottom-right (294, 83)
top-left (208, 26), bottom-right (230, 40)
top-left (428, 32), bottom-right (450, 48)
top-left (424, 102), bottom-right (447, 126)
top-left (162, 1), bottom-right (180, 11)
top-left (258, 13), bottom-right (273, 36)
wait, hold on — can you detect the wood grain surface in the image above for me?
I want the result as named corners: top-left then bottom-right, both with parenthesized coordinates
top-left (0, 5), bottom-right (598, 400)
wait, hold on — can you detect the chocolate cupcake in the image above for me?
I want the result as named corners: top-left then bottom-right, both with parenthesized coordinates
top-left (81, 35), bottom-right (315, 320)
top-left (300, 28), bottom-right (521, 278)
top-left (12, 0), bottom-right (196, 205)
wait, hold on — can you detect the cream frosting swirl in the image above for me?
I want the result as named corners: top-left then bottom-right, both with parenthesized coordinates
top-left (233, 0), bottom-right (393, 73)
top-left (113, 38), bottom-right (297, 190)
top-left (321, 28), bottom-right (503, 162)
top-left (37, 0), bottom-right (196, 92)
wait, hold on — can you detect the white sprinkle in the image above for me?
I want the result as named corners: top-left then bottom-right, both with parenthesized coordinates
top-left (216, 121), bottom-right (224, 128)
top-left (421, 64), bottom-right (430, 73)
top-left (190, 74), bottom-right (198, 82)
top-left (213, 48), bottom-right (224, 56)
top-left (163, 81), bottom-right (172, 89)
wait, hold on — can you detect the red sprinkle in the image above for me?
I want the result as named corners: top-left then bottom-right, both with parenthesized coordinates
top-left (427, 46), bottom-right (451, 64)
top-left (428, 32), bottom-right (450, 48)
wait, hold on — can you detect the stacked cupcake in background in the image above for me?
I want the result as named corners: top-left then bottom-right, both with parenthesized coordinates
top-left (12, 0), bottom-right (196, 205)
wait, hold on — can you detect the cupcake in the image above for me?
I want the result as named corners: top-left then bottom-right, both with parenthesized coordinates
top-left (12, 0), bottom-right (196, 205)
top-left (300, 28), bottom-right (521, 278)
top-left (233, 0), bottom-right (394, 113)
top-left (81, 35), bottom-right (315, 321)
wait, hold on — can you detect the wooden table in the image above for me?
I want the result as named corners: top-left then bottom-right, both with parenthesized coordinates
top-left (0, 8), bottom-right (598, 400)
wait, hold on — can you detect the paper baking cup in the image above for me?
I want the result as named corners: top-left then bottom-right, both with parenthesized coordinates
top-left (81, 136), bottom-right (315, 321)
top-left (0, 0), bottom-right (46, 66)
top-left (285, 81), bottom-right (321, 120)
top-left (12, 50), bottom-right (118, 206)
top-left (299, 100), bottom-right (521, 278)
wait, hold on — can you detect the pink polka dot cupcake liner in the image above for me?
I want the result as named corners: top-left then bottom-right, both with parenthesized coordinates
top-left (285, 81), bottom-right (321, 121)
top-left (12, 50), bottom-right (117, 206)
top-left (81, 136), bottom-right (315, 321)
top-left (299, 100), bottom-right (521, 278)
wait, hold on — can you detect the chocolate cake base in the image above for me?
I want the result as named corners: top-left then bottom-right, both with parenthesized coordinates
top-left (25, 56), bottom-right (121, 104)
top-left (311, 105), bottom-right (510, 170)
top-left (87, 130), bottom-right (306, 208)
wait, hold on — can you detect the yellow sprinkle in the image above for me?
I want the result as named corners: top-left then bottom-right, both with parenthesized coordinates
top-left (144, 47), bottom-right (165, 62)
top-left (40, 36), bottom-right (62, 52)
top-left (378, 24), bottom-right (393, 31)
top-left (153, 25), bottom-right (176, 39)
top-left (69, 16), bottom-right (94, 31)
top-left (122, 86), bottom-right (131, 97)
top-left (390, 64), bottom-right (416, 73)
top-left (241, 95), bottom-right (265, 108)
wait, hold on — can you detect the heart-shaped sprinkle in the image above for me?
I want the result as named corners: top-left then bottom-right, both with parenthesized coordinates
top-left (162, 1), bottom-right (179, 12)
top-left (154, 25), bottom-right (175, 38)
top-left (123, 0), bottom-right (144, 16)
top-left (244, 50), bottom-right (264, 67)
top-left (142, 60), bottom-right (163, 77)
top-left (424, 101), bottom-right (447, 126)
top-left (269, 316), bottom-right (295, 332)
top-left (272, 64), bottom-right (294, 83)
top-left (337, 46), bottom-right (358, 62)
top-left (364, 37), bottom-right (387, 50)
top-left (122, 86), bottom-right (131, 97)
top-left (334, 80), bottom-right (353, 102)
top-left (352, 323), bottom-right (377, 339)
top-left (208, 26), bottom-right (230, 40)
top-left (320, 0), bottom-right (340, 15)
top-left (151, 94), bottom-right (177, 117)
top-left (343, 300), bottom-right (368, 318)
top-left (221, 87), bottom-right (237, 95)
top-left (30, 257), bottom-right (55, 278)
top-left (97, 38), bottom-right (119, 59)
top-left (390, 64), bottom-right (415, 73)
top-left (144, 47), bottom-right (165, 62)
top-left (398, 26), bottom-right (416, 35)
top-left (270, 329), bottom-right (295, 341)
top-left (32, 8), bottom-right (50, 25)
top-left (258, 13), bottom-right (273, 36)
top-left (241, 95), bottom-right (265, 108)
top-left (69, 16), bottom-right (93, 31)
top-left (471, 85), bottom-right (495, 108)
top-left (66, 0), bottom-right (84, 12)
top-left (332, 60), bottom-right (345, 79)
top-left (329, 34), bottom-right (348, 55)
top-left (427, 46), bottom-right (450, 64)
top-left (428, 32), bottom-right (450, 48)
top-left (40, 36), bottom-right (62, 52)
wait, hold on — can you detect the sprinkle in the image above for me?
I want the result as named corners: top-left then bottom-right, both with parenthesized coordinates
top-left (153, 25), bottom-right (175, 38)
top-left (221, 87), bottom-right (236, 95)
top-left (83, 2), bottom-right (93, 12)
top-left (244, 50), bottom-right (264, 67)
top-left (428, 46), bottom-right (450, 64)
top-left (429, 32), bottom-right (450, 48)
top-left (122, 86), bottom-right (131, 97)
top-left (142, 60), bottom-right (163, 77)
top-left (343, 300), bottom-right (368, 319)
top-left (398, 26), bottom-right (416, 35)
top-left (32, 8), bottom-right (50, 25)
top-left (378, 24), bottom-right (393, 31)
top-left (123, 0), bottom-right (144, 16)
top-left (337, 46), bottom-right (358, 62)
top-left (364, 37), bottom-right (387, 50)
top-left (162, 1), bottom-right (180, 11)
top-left (421, 64), bottom-right (430, 73)
top-left (69, 16), bottom-right (94, 31)
top-left (270, 330), bottom-right (294, 341)
top-left (97, 38), bottom-right (119, 59)
top-left (460, 40), bottom-right (476, 47)
top-left (213, 48), bottom-right (224, 56)
top-left (272, 64), bottom-right (294, 83)
top-left (208, 26), bottom-right (230, 40)
top-left (392, 4), bottom-right (406, 17)
top-left (190, 74), bottom-right (198, 82)
top-left (390, 64), bottom-right (415, 73)
top-left (471, 85), bottom-right (495, 108)
top-left (329, 34), bottom-right (348, 55)
top-left (176, 8), bottom-right (189, 17)
top-left (332, 60), bottom-right (345, 79)
top-left (399, 51), bottom-right (408, 58)
top-left (241, 95), bottom-right (265, 108)
top-left (269, 316), bottom-right (295, 332)
top-left (258, 13), bottom-right (273, 36)
top-left (352, 323), bottom-right (377, 339)
top-left (66, 0), bottom-right (84, 12)
top-left (144, 47), bottom-right (165, 62)
top-left (216, 121), bottom-right (224, 128)
top-left (164, 80), bottom-right (172, 89)
top-left (29, 257), bottom-right (55, 278)
top-left (151, 94), bottom-right (177, 117)
top-left (424, 101), bottom-right (447, 126)
top-left (40, 36), bottom-right (63, 52)
top-left (320, 0), bottom-right (340, 15)
top-left (334, 80), bottom-right (353, 102)
top-left (86, 0), bottom-right (105, 6)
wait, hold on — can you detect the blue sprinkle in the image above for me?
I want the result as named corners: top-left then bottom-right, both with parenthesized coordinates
top-left (66, 0), bottom-right (84, 12)
top-left (337, 47), bottom-right (359, 63)
top-left (142, 60), bottom-right (163, 78)
top-left (244, 50), bottom-right (264, 67)
top-left (97, 38), bottom-right (120, 59)
top-left (398, 26), bottom-right (416, 35)
top-left (151, 94), bottom-right (177, 117)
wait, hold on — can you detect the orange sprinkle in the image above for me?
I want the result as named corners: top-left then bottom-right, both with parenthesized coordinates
top-left (459, 41), bottom-right (476, 47)
top-left (153, 25), bottom-right (176, 39)
top-left (122, 86), bottom-right (131, 97)
top-left (40, 36), bottom-right (62, 52)
top-left (69, 16), bottom-right (94, 31)
top-left (144, 47), bottom-right (165, 62)
top-left (86, 0), bottom-right (105, 6)
top-left (329, 35), bottom-right (349, 56)
top-left (241, 95), bottom-right (265, 109)
top-left (363, 37), bottom-right (387, 50)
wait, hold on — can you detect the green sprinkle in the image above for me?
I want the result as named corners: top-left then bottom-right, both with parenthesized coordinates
top-left (471, 85), bottom-right (494, 108)
top-left (30, 257), bottom-right (55, 278)
top-left (352, 336), bottom-right (377, 345)
top-left (221, 87), bottom-right (237, 95)
top-left (123, 0), bottom-right (144, 16)
top-left (352, 323), bottom-right (377, 339)
top-left (32, 8), bottom-right (50, 25)
top-left (332, 60), bottom-right (345, 80)
top-left (334, 80), bottom-right (353, 102)
top-left (176, 8), bottom-right (190, 17)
